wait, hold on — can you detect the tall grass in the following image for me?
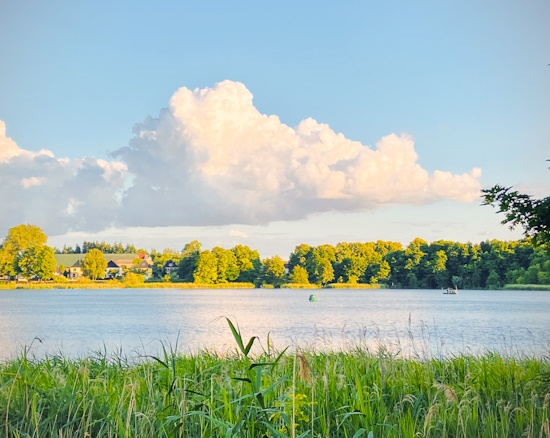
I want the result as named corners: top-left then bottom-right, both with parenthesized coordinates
top-left (0, 281), bottom-right (255, 290)
top-left (1, 322), bottom-right (549, 437)
top-left (325, 283), bottom-right (387, 289)
top-left (503, 284), bottom-right (550, 291)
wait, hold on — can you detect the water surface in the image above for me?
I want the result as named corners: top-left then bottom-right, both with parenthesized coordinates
top-left (0, 288), bottom-right (548, 360)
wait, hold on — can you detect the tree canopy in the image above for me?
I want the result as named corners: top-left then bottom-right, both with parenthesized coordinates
top-left (483, 163), bottom-right (550, 245)
top-left (83, 249), bottom-right (107, 280)
top-left (0, 224), bottom-right (55, 279)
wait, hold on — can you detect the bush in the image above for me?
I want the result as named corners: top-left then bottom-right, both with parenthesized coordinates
top-left (123, 272), bottom-right (145, 286)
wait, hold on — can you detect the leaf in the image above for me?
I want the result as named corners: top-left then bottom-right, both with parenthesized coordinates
top-left (226, 317), bottom-right (246, 356)
top-left (262, 422), bottom-right (288, 438)
top-left (231, 376), bottom-right (252, 384)
top-left (249, 362), bottom-right (275, 370)
top-left (256, 391), bottom-right (266, 409)
top-left (244, 336), bottom-right (258, 356)
top-left (351, 429), bottom-right (368, 438)
top-left (146, 355), bottom-right (168, 369)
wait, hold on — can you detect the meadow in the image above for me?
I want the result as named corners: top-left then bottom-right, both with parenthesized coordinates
top-left (1, 320), bottom-right (549, 437)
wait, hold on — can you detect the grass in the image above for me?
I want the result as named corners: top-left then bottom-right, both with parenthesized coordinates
top-left (281, 283), bottom-right (321, 289)
top-left (325, 283), bottom-right (387, 289)
top-left (1, 320), bottom-right (549, 437)
top-left (0, 281), bottom-right (255, 290)
top-left (503, 284), bottom-right (550, 291)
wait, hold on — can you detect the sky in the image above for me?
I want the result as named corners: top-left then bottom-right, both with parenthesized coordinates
top-left (0, 0), bottom-right (549, 257)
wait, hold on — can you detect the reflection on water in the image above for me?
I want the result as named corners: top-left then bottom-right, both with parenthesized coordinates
top-left (0, 288), bottom-right (549, 360)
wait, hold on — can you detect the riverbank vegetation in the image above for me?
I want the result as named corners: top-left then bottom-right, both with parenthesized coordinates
top-left (1, 224), bottom-right (550, 289)
top-left (1, 335), bottom-right (549, 437)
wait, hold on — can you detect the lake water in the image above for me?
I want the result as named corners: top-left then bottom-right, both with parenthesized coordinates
top-left (0, 288), bottom-right (549, 361)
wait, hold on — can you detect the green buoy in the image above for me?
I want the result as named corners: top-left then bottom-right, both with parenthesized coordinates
top-left (309, 294), bottom-right (318, 302)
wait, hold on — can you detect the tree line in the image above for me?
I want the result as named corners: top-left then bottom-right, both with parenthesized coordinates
top-left (1, 224), bottom-right (549, 288)
top-left (55, 241), bottom-right (139, 254)
top-left (138, 237), bottom-right (550, 289)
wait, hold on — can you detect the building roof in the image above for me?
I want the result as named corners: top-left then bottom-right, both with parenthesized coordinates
top-left (72, 260), bottom-right (84, 268)
top-left (136, 260), bottom-right (152, 269)
top-left (106, 260), bottom-right (120, 268)
top-left (164, 260), bottom-right (177, 268)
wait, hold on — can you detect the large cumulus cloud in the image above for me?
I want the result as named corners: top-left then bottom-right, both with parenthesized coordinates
top-left (115, 80), bottom-right (481, 226)
top-left (0, 120), bottom-right (127, 234)
top-left (1, 80), bottom-right (482, 235)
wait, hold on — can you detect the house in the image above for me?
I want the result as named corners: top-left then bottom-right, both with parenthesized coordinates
top-left (113, 258), bottom-right (135, 271)
top-left (163, 260), bottom-right (178, 276)
top-left (69, 260), bottom-right (84, 279)
top-left (105, 260), bottom-right (123, 279)
top-left (133, 259), bottom-right (153, 280)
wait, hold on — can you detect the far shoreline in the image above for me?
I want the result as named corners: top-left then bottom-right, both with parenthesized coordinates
top-left (0, 281), bottom-right (549, 291)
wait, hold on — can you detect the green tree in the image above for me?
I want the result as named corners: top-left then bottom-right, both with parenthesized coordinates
top-left (17, 245), bottom-right (56, 280)
top-left (288, 244), bottom-right (310, 272)
top-left (178, 240), bottom-right (201, 282)
top-left (306, 246), bottom-right (335, 285)
top-left (194, 250), bottom-right (218, 284)
top-left (486, 270), bottom-right (501, 290)
top-left (432, 250), bottom-right (449, 288)
top-left (213, 247), bottom-right (239, 283)
top-left (233, 245), bottom-right (261, 283)
top-left (83, 248), bottom-right (107, 280)
top-left (262, 255), bottom-right (287, 287)
top-left (0, 224), bottom-right (48, 277)
top-left (483, 164), bottom-right (550, 245)
top-left (290, 265), bottom-right (309, 284)
top-left (368, 259), bottom-right (391, 285)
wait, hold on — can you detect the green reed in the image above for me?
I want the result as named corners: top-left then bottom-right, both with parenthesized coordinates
top-left (1, 321), bottom-right (549, 437)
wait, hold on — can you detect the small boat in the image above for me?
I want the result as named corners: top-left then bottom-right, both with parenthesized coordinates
top-left (443, 287), bottom-right (458, 295)
top-left (309, 294), bottom-right (318, 302)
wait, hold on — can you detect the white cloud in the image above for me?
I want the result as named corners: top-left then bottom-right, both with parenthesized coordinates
top-left (0, 121), bottom-right (127, 235)
top-left (1, 80), bottom-right (483, 236)
top-left (116, 80), bottom-right (481, 227)
top-left (229, 230), bottom-right (248, 238)
top-left (20, 176), bottom-right (45, 188)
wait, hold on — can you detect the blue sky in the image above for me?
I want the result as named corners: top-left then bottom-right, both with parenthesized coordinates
top-left (0, 1), bottom-right (548, 257)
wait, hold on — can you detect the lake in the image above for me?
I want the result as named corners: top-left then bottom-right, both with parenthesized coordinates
top-left (0, 288), bottom-right (549, 361)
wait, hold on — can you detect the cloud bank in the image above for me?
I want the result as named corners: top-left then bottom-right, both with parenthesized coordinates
top-left (0, 120), bottom-right (127, 234)
top-left (0, 80), bottom-right (481, 235)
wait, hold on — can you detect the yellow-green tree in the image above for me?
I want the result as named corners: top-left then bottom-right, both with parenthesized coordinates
top-left (0, 224), bottom-right (53, 279)
top-left (18, 245), bottom-right (56, 280)
top-left (290, 265), bottom-right (309, 284)
top-left (194, 250), bottom-right (218, 284)
top-left (262, 255), bottom-right (287, 287)
top-left (83, 248), bottom-right (107, 280)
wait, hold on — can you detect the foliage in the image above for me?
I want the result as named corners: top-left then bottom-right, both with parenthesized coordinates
top-left (4, 222), bottom-right (550, 289)
top-left (233, 244), bottom-right (262, 283)
top-left (83, 249), bottom-right (107, 280)
top-left (213, 246), bottom-right (239, 283)
top-left (261, 255), bottom-right (287, 287)
top-left (0, 224), bottom-right (54, 279)
top-left (1, 339), bottom-right (549, 437)
top-left (123, 272), bottom-right (145, 285)
top-left (483, 163), bottom-right (550, 245)
top-left (194, 250), bottom-right (218, 284)
top-left (57, 241), bottom-right (138, 254)
top-left (151, 249), bottom-right (181, 279)
top-left (178, 240), bottom-right (201, 282)
top-left (290, 265), bottom-right (309, 284)
top-left (17, 245), bottom-right (56, 280)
